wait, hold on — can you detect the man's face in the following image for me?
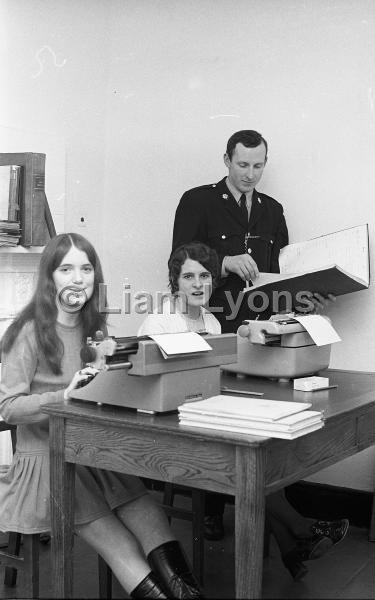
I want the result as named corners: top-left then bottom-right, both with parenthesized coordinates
top-left (224, 142), bottom-right (267, 194)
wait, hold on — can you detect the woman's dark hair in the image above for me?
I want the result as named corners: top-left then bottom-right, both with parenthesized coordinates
top-left (226, 129), bottom-right (268, 160)
top-left (1, 233), bottom-right (107, 374)
top-left (168, 242), bottom-right (220, 294)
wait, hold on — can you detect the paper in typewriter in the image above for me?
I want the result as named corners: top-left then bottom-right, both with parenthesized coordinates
top-left (293, 315), bottom-right (341, 346)
top-left (244, 224), bottom-right (369, 298)
top-left (149, 331), bottom-right (212, 358)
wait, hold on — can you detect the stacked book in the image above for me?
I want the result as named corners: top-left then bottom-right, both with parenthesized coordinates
top-left (0, 221), bottom-right (21, 246)
top-left (178, 395), bottom-right (324, 440)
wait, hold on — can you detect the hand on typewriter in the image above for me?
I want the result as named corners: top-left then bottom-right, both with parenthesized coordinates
top-left (64, 366), bottom-right (99, 400)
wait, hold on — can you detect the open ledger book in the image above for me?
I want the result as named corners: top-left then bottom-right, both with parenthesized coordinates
top-left (244, 224), bottom-right (369, 299)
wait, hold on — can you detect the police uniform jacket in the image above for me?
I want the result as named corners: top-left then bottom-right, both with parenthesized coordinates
top-left (172, 177), bottom-right (289, 332)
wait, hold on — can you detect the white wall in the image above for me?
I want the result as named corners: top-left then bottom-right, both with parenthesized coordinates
top-left (0, 0), bottom-right (111, 257)
top-left (3, 0), bottom-right (375, 490)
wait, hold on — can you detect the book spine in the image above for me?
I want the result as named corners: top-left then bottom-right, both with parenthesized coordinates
top-left (20, 153), bottom-right (47, 246)
top-left (7, 165), bottom-right (21, 221)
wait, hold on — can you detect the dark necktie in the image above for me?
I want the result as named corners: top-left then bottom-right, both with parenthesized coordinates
top-left (239, 193), bottom-right (248, 222)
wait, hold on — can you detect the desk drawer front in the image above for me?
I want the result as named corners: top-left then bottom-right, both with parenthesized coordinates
top-left (65, 421), bottom-right (236, 494)
top-left (357, 406), bottom-right (375, 449)
top-left (265, 416), bottom-right (357, 488)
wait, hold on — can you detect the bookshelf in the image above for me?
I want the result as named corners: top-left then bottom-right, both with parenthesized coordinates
top-left (0, 152), bottom-right (56, 248)
top-left (0, 246), bottom-right (44, 254)
top-left (0, 153), bottom-right (56, 342)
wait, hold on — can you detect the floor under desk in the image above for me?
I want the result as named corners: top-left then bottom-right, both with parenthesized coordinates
top-left (1, 495), bottom-right (374, 599)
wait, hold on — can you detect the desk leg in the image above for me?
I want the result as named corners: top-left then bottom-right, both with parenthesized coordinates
top-left (235, 445), bottom-right (266, 599)
top-left (49, 415), bottom-right (75, 598)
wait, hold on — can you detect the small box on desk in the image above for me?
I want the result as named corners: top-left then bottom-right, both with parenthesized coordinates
top-left (293, 376), bottom-right (329, 391)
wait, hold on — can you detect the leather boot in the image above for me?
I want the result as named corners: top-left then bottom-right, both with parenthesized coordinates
top-left (147, 540), bottom-right (204, 599)
top-left (130, 572), bottom-right (167, 599)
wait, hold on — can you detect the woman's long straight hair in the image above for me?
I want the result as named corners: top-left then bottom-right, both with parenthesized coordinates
top-left (1, 233), bottom-right (107, 374)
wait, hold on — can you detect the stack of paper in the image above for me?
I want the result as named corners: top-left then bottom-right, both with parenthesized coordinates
top-left (178, 395), bottom-right (324, 439)
top-left (0, 220), bottom-right (21, 246)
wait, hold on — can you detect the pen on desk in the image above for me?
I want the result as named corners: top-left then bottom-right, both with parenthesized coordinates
top-left (311, 384), bottom-right (338, 392)
top-left (221, 387), bottom-right (264, 397)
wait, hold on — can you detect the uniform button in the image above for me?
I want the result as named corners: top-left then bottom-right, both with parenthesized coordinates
top-left (248, 248), bottom-right (252, 254)
top-left (221, 234), bottom-right (226, 239)
top-left (212, 184), bottom-right (216, 187)
top-left (270, 240), bottom-right (274, 244)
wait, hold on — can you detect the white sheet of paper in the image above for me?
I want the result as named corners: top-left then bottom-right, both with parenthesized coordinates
top-left (149, 332), bottom-right (212, 357)
top-left (179, 395), bottom-right (312, 421)
top-left (293, 315), bottom-right (341, 346)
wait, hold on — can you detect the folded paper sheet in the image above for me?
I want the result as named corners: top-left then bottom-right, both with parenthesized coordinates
top-left (293, 315), bottom-right (341, 346)
top-left (149, 331), bottom-right (212, 358)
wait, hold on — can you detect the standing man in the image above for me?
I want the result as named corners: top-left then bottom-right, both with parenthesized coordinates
top-left (171, 130), bottom-right (332, 542)
top-left (172, 130), bottom-right (289, 333)
top-left (172, 130), bottom-right (288, 540)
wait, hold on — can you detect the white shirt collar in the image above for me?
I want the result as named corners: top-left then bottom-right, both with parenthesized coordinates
top-left (225, 177), bottom-right (253, 207)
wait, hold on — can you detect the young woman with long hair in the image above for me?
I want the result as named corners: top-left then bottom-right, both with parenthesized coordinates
top-left (0, 233), bottom-right (203, 599)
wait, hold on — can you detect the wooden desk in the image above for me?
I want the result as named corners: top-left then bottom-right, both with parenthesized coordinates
top-left (43, 369), bottom-right (375, 598)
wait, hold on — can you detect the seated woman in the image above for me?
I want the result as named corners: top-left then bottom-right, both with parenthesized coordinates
top-left (0, 233), bottom-right (203, 600)
top-left (138, 241), bottom-right (349, 582)
top-left (138, 243), bottom-right (221, 337)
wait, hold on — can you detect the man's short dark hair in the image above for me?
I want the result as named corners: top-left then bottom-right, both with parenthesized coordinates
top-left (226, 130), bottom-right (268, 160)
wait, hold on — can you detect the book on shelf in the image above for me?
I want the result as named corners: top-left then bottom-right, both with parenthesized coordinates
top-left (0, 165), bottom-right (21, 222)
top-left (0, 153), bottom-right (56, 247)
top-left (244, 224), bottom-right (369, 301)
top-left (0, 220), bottom-right (21, 246)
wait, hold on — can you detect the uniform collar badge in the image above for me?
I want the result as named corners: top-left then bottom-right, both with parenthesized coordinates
top-left (222, 193), bottom-right (228, 199)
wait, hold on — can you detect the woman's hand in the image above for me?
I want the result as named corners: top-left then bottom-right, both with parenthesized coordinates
top-left (64, 366), bottom-right (99, 400)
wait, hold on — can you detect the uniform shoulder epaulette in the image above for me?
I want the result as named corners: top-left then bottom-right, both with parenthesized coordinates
top-left (193, 182), bottom-right (216, 191)
top-left (257, 190), bottom-right (284, 209)
top-left (184, 182), bottom-right (218, 196)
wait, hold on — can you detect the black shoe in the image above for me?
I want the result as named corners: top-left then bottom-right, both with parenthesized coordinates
top-left (130, 572), bottom-right (167, 599)
top-left (282, 549), bottom-right (309, 581)
top-left (297, 535), bottom-right (333, 560)
top-left (204, 515), bottom-right (224, 541)
top-left (310, 519), bottom-right (349, 546)
top-left (148, 540), bottom-right (204, 598)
